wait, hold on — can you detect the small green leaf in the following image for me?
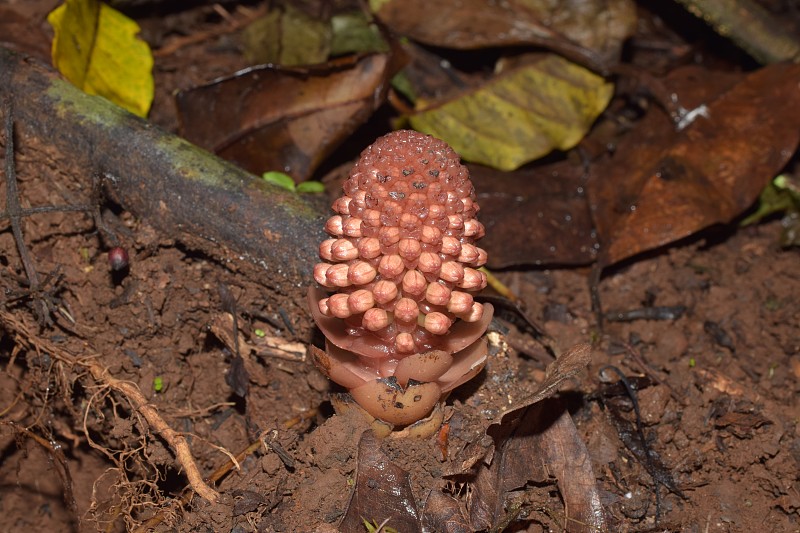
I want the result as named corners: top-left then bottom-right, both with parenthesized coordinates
top-left (390, 71), bottom-right (417, 103)
top-left (48, 0), bottom-right (154, 117)
top-left (261, 171), bottom-right (297, 191)
top-left (330, 11), bottom-right (389, 56)
top-left (153, 376), bottom-right (164, 392)
top-left (741, 174), bottom-right (800, 226)
top-left (296, 181), bottom-right (326, 194)
top-left (254, 329), bottom-right (266, 337)
top-left (409, 54), bottom-right (613, 170)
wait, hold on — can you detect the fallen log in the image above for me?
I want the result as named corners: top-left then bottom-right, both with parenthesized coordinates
top-left (0, 46), bottom-right (325, 286)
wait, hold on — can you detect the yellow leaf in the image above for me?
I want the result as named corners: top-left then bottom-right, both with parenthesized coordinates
top-left (48, 0), bottom-right (154, 117)
top-left (409, 54), bottom-right (613, 171)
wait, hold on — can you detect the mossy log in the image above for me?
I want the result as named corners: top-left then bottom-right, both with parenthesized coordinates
top-left (0, 47), bottom-right (326, 285)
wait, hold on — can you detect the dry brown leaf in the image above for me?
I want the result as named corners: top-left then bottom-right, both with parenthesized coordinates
top-left (0, 6), bottom-right (51, 60)
top-left (470, 402), bottom-right (606, 532)
top-left (176, 53), bottom-right (393, 180)
top-left (371, 0), bottom-right (636, 67)
top-left (495, 343), bottom-right (592, 425)
top-left (589, 63), bottom-right (800, 267)
top-left (453, 344), bottom-right (596, 531)
top-left (471, 162), bottom-right (597, 267)
top-left (339, 431), bottom-right (421, 532)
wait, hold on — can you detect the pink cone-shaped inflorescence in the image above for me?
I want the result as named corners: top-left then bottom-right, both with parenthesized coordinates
top-left (308, 130), bottom-right (493, 426)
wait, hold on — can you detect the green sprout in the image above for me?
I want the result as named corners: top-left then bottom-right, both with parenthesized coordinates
top-left (742, 174), bottom-right (800, 247)
top-left (153, 376), bottom-right (164, 392)
top-left (261, 171), bottom-right (325, 194)
top-left (768, 362), bottom-right (779, 379)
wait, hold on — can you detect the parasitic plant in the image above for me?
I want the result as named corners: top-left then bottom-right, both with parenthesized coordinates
top-left (308, 130), bottom-right (493, 426)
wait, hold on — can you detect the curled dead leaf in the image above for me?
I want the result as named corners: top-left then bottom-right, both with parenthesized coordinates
top-left (177, 54), bottom-right (394, 180)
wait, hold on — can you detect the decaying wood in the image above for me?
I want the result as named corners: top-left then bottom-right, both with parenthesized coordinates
top-left (0, 46), bottom-right (326, 286)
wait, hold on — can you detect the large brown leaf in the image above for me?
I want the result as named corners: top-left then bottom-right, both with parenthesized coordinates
top-left (371, 0), bottom-right (636, 68)
top-left (589, 63), bottom-right (800, 267)
top-left (176, 53), bottom-right (392, 180)
top-left (0, 6), bottom-right (51, 60)
top-left (471, 162), bottom-right (597, 267)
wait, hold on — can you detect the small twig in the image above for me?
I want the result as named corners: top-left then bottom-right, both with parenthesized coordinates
top-left (480, 266), bottom-right (520, 305)
top-left (90, 174), bottom-right (121, 247)
top-left (281, 407), bottom-right (319, 430)
top-left (604, 306), bottom-right (687, 323)
top-left (589, 262), bottom-right (604, 332)
top-left (599, 366), bottom-right (647, 444)
top-left (374, 517), bottom-right (392, 533)
top-left (477, 267), bottom-right (555, 352)
top-left (153, 4), bottom-right (267, 57)
top-left (218, 284), bottom-right (251, 397)
top-left (0, 204), bottom-right (93, 217)
top-left (3, 99), bottom-right (48, 322)
top-left (169, 402), bottom-right (236, 418)
top-left (218, 283), bottom-right (240, 358)
top-left (262, 429), bottom-right (295, 469)
top-left (0, 388), bottom-right (25, 418)
top-left (619, 341), bottom-right (685, 405)
top-left (599, 365), bottom-right (686, 523)
top-left (183, 432), bottom-right (240, 471)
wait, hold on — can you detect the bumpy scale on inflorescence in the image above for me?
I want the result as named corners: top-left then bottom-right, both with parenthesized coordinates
top-left (309, 130), bottom-right (493, 426)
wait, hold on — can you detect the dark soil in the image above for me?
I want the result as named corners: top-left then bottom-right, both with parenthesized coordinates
top-left (1, 2), bottom-right (799, 533)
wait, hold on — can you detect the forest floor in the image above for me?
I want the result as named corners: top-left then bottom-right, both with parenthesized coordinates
top-left (1, 1), bottom-right (799, 532)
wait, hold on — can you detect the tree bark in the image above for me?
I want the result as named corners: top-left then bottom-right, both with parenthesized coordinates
top-left (0, 47), bottom-right (325, 286)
